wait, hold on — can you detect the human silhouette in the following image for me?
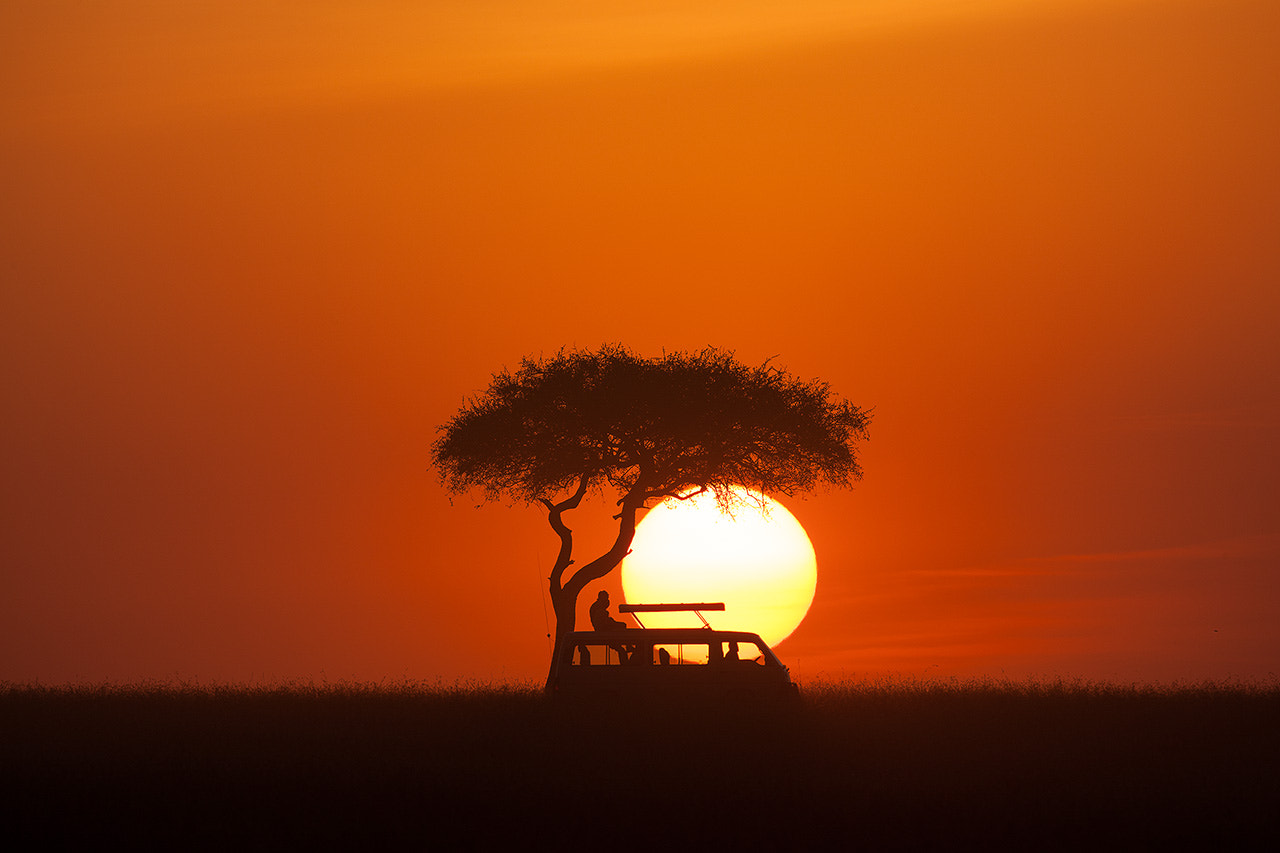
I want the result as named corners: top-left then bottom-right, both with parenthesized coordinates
top-left (724, 641), bottom-right (740, 662)
top-left (590, 590), bottom-right (631, 663)
top-left (590, 591), bottom-right (628, 631)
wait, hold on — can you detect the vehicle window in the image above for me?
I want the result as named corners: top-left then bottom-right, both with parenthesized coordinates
top-left (571, 643), bottom-right (640, 666)
top-left (654, 643), bottom-right (712, 665)
top-left (721, 640), bottom-right (767, 664)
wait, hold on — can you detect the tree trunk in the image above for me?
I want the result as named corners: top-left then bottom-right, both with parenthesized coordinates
top-left (538, 479), bottom-right (587, 688)
top-left (543, 493), bottom-right (643, 688)
top-left (546, 584), bottom-right (577, 686)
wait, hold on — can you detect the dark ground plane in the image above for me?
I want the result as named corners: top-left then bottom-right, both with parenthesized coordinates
top-left (2, 680), bottom-right (1277, 849)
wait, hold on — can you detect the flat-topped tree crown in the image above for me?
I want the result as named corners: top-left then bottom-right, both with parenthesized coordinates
top-left (431, 345), bottom-right (870, 682)
top-left (434, 345), bottom-right (868, 506)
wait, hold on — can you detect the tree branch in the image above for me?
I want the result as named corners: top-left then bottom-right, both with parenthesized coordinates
top-left (565, 489), bottom-right (644, 598)
top-left (670, 485), bottom-right (708, 501)
top-left (540, 475), bottom-right (589, 593)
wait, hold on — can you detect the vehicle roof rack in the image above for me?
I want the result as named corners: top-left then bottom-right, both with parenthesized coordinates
top-left (617, 602), bottom-right (725, 629)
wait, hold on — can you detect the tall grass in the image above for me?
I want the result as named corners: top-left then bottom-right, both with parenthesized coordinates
top-left (3, 677), bottom-right (1276, 848)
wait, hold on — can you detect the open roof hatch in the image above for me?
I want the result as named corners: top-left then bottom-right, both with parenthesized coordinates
top-left (617, 602), bottom-right (726, 629)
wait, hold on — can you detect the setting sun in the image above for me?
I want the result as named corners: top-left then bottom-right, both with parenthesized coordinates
top-left (620, 487), bottom-right (818, 647)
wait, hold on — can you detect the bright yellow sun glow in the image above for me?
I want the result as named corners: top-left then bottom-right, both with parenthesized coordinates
top-left (620, 487), bottom-right (817, 648)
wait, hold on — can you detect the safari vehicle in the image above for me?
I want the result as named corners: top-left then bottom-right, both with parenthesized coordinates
top-left (545, 603), bottom-right (800, 705)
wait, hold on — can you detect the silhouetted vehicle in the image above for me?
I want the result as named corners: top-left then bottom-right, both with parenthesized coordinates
top-left (546, 613), bottom-right (800, 706)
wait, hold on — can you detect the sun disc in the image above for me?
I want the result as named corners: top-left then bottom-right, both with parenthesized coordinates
top-left (620, 487), bottom-right (817, 648)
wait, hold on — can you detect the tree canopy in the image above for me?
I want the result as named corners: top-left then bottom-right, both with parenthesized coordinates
top-left (433, 345), bottom-right (870, 511)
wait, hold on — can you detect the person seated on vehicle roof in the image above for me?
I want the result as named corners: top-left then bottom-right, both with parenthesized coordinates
top-left (590, 590), bottom-right (633, 663)
top-left (589, 590), bottom-right (629, 632)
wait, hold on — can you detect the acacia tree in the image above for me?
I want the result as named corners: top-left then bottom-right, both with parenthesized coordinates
top-left (431, 345), bottom-right (870, 676)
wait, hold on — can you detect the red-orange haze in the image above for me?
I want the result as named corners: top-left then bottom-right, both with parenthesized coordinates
top-left (2, 0), bottom-right (1277, 685)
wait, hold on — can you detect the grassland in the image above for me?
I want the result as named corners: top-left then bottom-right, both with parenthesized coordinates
top-left (3, 677), bottom-right (1277, 849)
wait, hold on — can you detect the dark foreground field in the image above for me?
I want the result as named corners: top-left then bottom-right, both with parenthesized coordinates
top-left (3, 678), bottom-right (1277, 849)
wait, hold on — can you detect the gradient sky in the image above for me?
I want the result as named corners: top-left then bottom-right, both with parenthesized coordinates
top-left (4, 0), bottom-right (1277, 685)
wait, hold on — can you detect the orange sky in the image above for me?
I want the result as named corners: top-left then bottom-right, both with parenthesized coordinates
top-left (3, 0), bottom-right (1277, 685)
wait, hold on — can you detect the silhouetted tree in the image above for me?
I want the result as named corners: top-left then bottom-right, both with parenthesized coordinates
top-left (432, 345), bottom-right (870, 679)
